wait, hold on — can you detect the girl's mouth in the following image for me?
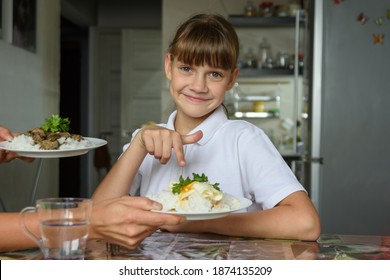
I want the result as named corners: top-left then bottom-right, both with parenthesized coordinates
top-left (183, 94), bottom-right (209, 103)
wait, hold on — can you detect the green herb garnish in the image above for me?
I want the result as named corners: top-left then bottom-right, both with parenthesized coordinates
top-left (172, 173), bottom-right (220, 194)
top-left (40, 114), bottom-right (70, 133)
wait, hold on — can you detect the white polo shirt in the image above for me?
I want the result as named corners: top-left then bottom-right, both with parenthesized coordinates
top-left (125, 106), bottom-right (305, 211)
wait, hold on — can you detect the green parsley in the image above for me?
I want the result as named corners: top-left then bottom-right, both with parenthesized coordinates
top-left (40, 115), bottom-right (70, 133)
top-left (171, 173), bottom-right (220, 194)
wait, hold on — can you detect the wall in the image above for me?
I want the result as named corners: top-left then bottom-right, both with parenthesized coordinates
top-left (0, 0), bottom-right (60, 211)
top-left (61, 0), bottom-right (161, 28)
top-left (61, 0), bottom-right (97, 26)
top-left (97, 0), bottom-right (161, 28)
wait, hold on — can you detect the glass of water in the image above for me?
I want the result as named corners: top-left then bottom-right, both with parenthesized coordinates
top-left (20, 197), bottom-right (92, 260)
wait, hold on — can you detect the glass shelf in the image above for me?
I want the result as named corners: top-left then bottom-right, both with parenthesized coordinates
top-left (235, 95), bottom-right (280, 102)
top-left (228, 15), bottom-right (305, 28)
top-left (233, 111), bottom-right (279, 119)
top-left (238, 68), bottom-right (297, 77)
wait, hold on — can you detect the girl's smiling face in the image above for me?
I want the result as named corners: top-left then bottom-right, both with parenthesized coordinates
top-left (165, 54), bottom-right (238, 126)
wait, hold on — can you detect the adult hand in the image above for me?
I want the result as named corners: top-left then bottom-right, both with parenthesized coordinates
top-left (137, 125), bottom-right (203, 167)
top-left (0, 125), bottom-right (17, 141)
top-left (0, 125), bottom-right (34, 163)
top-left (88, 196), bottom-right (184, 249)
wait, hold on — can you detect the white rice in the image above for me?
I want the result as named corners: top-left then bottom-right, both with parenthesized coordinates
top-left (58, 137), bottom-right (92, 150)
top-left (6, 134), bottom-right (92, 150)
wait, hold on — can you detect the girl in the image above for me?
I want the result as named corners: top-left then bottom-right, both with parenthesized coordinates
top-left (93, 14), bottom-right (321, 241)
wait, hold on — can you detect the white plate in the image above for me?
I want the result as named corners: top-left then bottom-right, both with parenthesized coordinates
top-left (152, 196), bottom-right (252, 220)
top-left (0, 137), bottom-right (107, 158)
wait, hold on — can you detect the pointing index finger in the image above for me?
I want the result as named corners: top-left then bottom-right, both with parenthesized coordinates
top-left (174, 130), bottom-right (203, 166)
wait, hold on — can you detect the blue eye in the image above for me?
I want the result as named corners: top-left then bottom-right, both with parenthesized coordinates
top-left (210, 72), bottom-right (222, 78)
top-left (180, 66), bottom-right (192, 72)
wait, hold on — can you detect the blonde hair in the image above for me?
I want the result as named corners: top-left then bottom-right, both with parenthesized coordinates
top-left (168, 14), bottom-right (239, 71)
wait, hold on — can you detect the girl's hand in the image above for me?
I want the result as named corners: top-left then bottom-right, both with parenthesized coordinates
top-left (137, 126), bottom-right (203, 167)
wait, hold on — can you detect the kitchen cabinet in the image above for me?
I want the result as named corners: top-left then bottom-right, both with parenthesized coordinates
top-left (228, 13), bottom-right (306, 76)
top-left (226, 11), bottom-right (308, 181)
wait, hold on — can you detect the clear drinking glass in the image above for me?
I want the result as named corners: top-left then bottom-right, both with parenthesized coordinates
top-left (20, 197), bottom-right (92, 260)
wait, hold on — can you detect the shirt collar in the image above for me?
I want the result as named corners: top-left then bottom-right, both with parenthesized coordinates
top-left (166, 106), bottom-right (228, 146)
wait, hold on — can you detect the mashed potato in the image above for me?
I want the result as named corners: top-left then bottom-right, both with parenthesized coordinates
top-left (147, 181), bottom-right (241, 213)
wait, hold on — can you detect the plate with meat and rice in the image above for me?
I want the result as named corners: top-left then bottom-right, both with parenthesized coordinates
top-left (0, 115), bottom-right (107, 158)
top-left (0, 137), bottom-right (107, 158)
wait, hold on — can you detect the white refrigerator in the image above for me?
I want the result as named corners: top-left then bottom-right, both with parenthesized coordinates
top-left (309, 0), bottom-right (390, 235)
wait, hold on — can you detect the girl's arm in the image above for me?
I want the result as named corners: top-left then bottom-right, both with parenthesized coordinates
top-left (161, 191), bottom-right (321, 241)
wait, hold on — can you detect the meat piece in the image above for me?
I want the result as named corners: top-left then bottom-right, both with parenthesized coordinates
top-left (58, 132), bottom-right (71, 138)
top-left (46, 132), bottom-right (69, 140)
top-left (39, 139), bottom-right (60, 150)
top-left (71, 134), bottom-right (84, 141)
top-left (30, 128), bottom-right (46, 137)
top-left (26, 127), bottom-right (46, 143)
top-left (31, 133), bottom-right (45, 143)
top-left (46, 132), bottom-right (62, 141)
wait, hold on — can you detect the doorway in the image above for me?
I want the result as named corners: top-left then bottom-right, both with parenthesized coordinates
top-left (59, 17), bottom-right (88, 197)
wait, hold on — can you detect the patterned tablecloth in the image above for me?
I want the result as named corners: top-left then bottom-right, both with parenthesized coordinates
top-left (2, 232), bottom-right (390, 260)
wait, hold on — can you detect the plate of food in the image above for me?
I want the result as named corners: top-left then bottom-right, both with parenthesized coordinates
top-left (148, 173), bottom-right (252, 220)
top-left (0, 115), bottom-right (107, 158)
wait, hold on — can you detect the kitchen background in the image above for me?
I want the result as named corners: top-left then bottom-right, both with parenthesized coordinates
top-left (0, 0), bottom-right (389, 235)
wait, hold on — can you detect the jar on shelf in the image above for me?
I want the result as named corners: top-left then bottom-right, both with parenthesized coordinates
top-left (244, 48), bottom-right (258, 68)
top-left (253, 101), bottom-right (265, 112)
top-left (244, 1), bottom-right (257, 17)
top-left (276, 51), bottom-right (290, 68)
top-left (274, 4), bottom-right (289, 17)
top-left (289, 53), bottom-right (304, 72)
top-left (258, 2), bottom-right (274, 17)
top-left (288, 1), bottom-right (302, 17)
top-left (298, 53), bottom-right (304, 69)
top-left (258, 38), bottom-right (273, 69)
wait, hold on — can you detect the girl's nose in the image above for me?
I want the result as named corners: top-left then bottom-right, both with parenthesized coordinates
top-left (189, 75), bottom-right (208, 93)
